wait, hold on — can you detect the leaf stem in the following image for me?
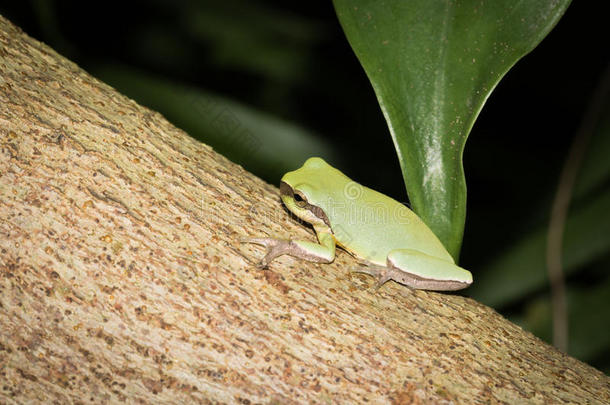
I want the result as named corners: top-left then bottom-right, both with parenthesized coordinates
top-left (546, 64), bottom-right (610, 352)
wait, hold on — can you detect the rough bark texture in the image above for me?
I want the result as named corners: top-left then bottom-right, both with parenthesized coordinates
top-left (0, 15), bottom-right (608, 405)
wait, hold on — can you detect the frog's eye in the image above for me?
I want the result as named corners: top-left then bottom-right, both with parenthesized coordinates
top-left (294, 192), bottom-right (308, 208)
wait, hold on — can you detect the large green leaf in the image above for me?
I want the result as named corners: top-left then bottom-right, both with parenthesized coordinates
top-left (334, 0), bottom-right (571, 259)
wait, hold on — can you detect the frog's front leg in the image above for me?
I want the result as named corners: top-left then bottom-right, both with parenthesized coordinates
top-left (351, 249), bottom-right (473, 291)
top-left (241, 227), bottom-right (335, 268)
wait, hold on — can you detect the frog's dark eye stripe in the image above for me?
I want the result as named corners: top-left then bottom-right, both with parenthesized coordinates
top-left (279, 181), bottom-right (293, 198)
top-left (308, 204), bottom-right (330, 227)
top-left (280, 181), bottom-right (330, 226)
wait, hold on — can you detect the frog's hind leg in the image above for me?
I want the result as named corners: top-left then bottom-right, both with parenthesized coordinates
top-left (349, 264), bottom-right (403, 291)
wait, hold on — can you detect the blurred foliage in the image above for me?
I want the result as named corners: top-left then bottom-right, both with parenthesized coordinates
top-left (0, 1), bottom-right (608, 373)
top-left (478, 87), bottom-right (610, 370)
top-left (92, 64), bottom-right (339, 180)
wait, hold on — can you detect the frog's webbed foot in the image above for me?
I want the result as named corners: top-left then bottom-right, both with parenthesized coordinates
top-left (349, 264), bottom-right (395, 291)
top-left (240, 237), bottom-right (292, 269)
top-left (241, 234), bottom-right (336, 269)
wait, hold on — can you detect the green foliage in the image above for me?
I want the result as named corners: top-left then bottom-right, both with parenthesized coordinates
top-left (184, 1), bottom-right (324, 84)
top-left (471, 187), bottom-right (610, 307)
top-left (472, 92), bottom-right (610, 371)
top-left (92, 65), bottom-right (338, 181)
top-left (333, 0), bottom-right (571, 259)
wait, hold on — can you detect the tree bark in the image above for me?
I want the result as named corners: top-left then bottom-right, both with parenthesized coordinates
top-left (0, 14), bottom-right (608, 404)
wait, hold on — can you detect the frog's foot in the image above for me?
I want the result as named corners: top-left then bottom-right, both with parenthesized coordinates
top-left (349, 264), bottom-right (395, 291)
top-left (242, 235), bottom-right (335, 268)
top-left (240, 237), bottom-right (293, 269)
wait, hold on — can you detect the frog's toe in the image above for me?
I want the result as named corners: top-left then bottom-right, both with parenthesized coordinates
top-left (349, 264), bottom-right (392, 290)
top-left (241, 236), bottom-right (278, 247)
top-left (260, 242), bottom-right (292, 267)
top-left (242, 237), bottom-right (287, 267)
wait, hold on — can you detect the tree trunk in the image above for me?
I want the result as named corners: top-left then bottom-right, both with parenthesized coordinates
top-left (0, 15), bottom-right (608, 404)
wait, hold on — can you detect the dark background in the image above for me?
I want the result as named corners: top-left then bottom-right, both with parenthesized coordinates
top-left (1, 1), bottom-right (608, 373)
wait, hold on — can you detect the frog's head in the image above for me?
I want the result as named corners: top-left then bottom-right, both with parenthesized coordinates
top-left (279, 157), bottom-right (332, 227)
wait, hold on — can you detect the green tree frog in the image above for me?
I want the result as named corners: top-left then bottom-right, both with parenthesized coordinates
top-left (242, 157), bottom-right (473, 291)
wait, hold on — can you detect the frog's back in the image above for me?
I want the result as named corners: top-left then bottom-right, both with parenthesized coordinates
top-left (328, 185), bottom-right (454, 265)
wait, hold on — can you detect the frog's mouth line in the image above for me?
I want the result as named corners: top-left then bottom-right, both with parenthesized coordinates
top-left (280, 181), bottom-right (331, 227)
